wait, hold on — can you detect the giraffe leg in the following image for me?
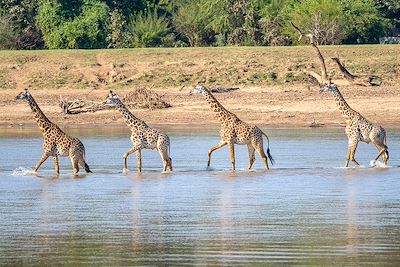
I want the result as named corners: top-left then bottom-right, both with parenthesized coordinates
top-left (345, 145), bottom-right (351, 167)
top-left (158, 148), bottom-right (171, 172)
top-left (373, 142), bottom-right (389, 165)
top-left (123, 145), bottom-right (141, 172)
top-left (70, 157), bottom-right (79, 176)
top-left (382, 147), bottom-right (389, 166)
top-left (252, 141), bottom-right (269, 170)
top-left (207, 140), bottom-right (227, 168)
top-left (349, 141), bottom-right (360, 166)
top-left (52, 155), bottom-right (59, 176)
top-left (34, 153), bottom-right (50, 173)
top-left (228, 142), bottom-right (235, 171)
top-left (135, 150), bottom-right (142, 173)
top-left (167, 157), bottom-right (173, 171)
top-left (345, 139), bottom-right (360, 167)
top-left (247, 144), bottom-right (255, 170)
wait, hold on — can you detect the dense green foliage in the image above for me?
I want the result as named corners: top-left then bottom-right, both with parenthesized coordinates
top-left (0, 0), bottom-right (398, 49)
top-left (128, 10), bottom-right (170, 47)
top-left (37, 0), bottom-right (109, 49)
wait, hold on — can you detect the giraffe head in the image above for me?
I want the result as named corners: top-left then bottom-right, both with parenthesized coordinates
top-left (189, 84), bottom-right (207, 96)
top-left (320, 83), bottom-right (338, 93)
top-left (105, 90), bottom-right (123, 108)
top-left (15, 88), bottom-right (32, 102)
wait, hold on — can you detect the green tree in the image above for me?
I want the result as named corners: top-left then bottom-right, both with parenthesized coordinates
top-left (258, 0), bottom-right (290, 45)
top-left (0, 0), bottom-right (42, 49)
top-left (104, 0), bottom-right (146, 16)
top-left (106, 9), bottom-right (132, 48)
top-left (200, 0), bottom-right (262, 45)
top-left (284, 0), bottom-right (347, 45)
top-left (342, 0), bottom-right (392, 43)
top-left (172, 1), bottom-right (210, 46)
top-left (0, 13), bottom-right (17, 49)
top-left (374, 0), bottom-right (399, 35)
top-left (38, 0), bottom-right (110, 49)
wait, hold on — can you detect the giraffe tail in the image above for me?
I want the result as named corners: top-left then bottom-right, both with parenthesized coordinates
top-left (262, 132), bottom-right (275, 165)
top-left (84, 163), bottom-right (92, 173)
top-left (82, 148), bottom-right (92, 173)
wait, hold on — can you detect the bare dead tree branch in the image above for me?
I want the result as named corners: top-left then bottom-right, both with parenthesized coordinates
top-left (331, 53), bottom-right (356, 80)
top-left (331, 53), bottom-right (382, 87)
top-left (310, 43), bottom-right (329, 84)
top-left (291, 22), bottom-right (329, 85)
top-left (291, 22), bottom-right (315, 44)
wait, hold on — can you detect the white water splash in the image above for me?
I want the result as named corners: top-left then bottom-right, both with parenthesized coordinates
top-left (12, 167), bottom-right (36, 176)
top-left (370, 160), bottom-right (388, 168)
top-left (122, 168), bottom-right (129, 175)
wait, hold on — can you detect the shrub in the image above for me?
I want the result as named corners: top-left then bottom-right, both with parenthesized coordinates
top-left (128, 10), bottom-right (170, 48)
top-left (266, 72), bottom-right (278, 81)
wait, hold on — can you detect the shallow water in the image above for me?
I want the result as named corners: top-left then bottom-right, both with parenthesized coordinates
top-left (1, 127), bottom-right (400, 266)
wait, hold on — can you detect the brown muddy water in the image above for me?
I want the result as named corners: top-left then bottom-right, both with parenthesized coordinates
top-left (0, 127), bottom-right (399, 266)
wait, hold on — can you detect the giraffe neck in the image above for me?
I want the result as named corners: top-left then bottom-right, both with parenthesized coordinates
top-left (332, 89), bottom-right (356, 120)
top-left (27, 96), bottom-right (52, 132)
top-left (114, 102), bottom-right (147, 130)
top-left (201, 88), bottom-right (233, 123)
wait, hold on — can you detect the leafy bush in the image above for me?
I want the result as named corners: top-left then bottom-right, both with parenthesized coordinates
top-left (0, 0), bottom-right (43, 49)
top-left (38, 0), bottom-right (110, 49)
top-left (173, 1), bottom-right (210, 46)
top-left (343, 0), bottom-right (391, 44)
top-left (128, 10), bottom-right (170, 48)
top-left (266, 71), bottom-right (278, 81)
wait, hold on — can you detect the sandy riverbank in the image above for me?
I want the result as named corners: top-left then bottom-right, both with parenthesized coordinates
top-left (1, 84), bottom-right (399, 129)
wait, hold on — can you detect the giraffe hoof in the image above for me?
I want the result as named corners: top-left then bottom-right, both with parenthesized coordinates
top-left (122, 168), bottom-right (128, 174)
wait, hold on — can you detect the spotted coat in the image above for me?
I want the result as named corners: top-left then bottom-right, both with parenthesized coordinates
top-left (15, 89), bottom-right (91, 176)
top-left (105, 91), bottom-right (172, 172)
top-left (321, 83), bottom-right (388, 166)
top-left (190, 84), bottom-right (274, 171)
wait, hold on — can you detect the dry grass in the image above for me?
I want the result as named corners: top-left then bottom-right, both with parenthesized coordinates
top-left (0, 45), bottom-right (398, 92)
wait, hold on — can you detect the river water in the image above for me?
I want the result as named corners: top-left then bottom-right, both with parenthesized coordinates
top-left (0, 127), bottom-right (399, 266)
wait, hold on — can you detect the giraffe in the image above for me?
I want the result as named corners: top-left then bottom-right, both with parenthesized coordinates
top-left (189, 84), bottom-right (274, 171)
top-left (105, 91), bottom-right (172, 173)
top-left (15, 89), bottom-right (92, 176)
top-left (320, 83), bottom-right (388, 167)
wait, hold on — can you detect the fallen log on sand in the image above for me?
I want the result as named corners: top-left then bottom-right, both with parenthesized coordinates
top-left (59, 87), bottom-right (171, 114)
